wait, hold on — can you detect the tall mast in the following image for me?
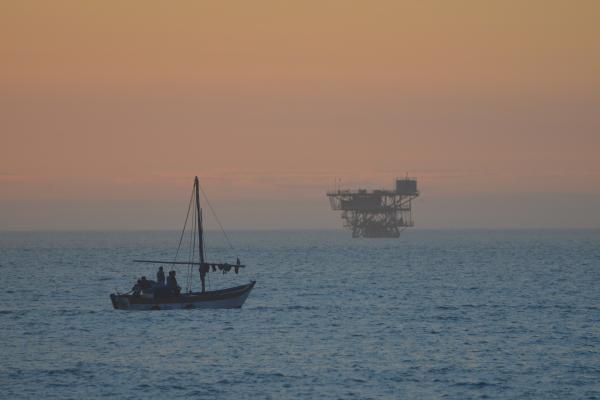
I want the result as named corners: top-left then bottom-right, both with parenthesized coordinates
top-left (194, 176), bottom-right (205, 264)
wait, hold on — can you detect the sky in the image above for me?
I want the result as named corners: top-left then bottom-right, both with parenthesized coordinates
top-left (1, 0), bottom-right (599, 230)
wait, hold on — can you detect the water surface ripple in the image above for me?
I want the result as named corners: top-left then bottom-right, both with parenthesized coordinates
top-left (1, 230), bottom-right (599, 399)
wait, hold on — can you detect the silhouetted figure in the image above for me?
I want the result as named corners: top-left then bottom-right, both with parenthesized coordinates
top-left (139, 276), bottom-right (150, 290)
top-left (156, 266), bottom-right (165, 286)
top-left (132, 279), bottom-right (142, 296)
top-left (166, 270), bottom-right (181, 295)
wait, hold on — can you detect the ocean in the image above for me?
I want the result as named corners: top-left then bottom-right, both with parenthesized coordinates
top-left (1, 230), bottom-right (599, 399)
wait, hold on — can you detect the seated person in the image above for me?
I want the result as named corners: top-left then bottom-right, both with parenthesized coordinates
top-left (139, 276), bottom-right (151, 290)
top-left (132, 279), bottom-right (142, 296)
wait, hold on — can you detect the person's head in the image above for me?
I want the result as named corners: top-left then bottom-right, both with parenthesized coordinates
top-left (159, 266), bottom-right (163, 271)
top-left (141, 276), bottom-right (147, 281)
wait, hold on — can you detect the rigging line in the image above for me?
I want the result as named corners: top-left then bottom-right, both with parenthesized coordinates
top-left (199, 184), bottom-right (235, 252)
top-left (191, 215), bottom-right (196, 293)
top-left (173, 186), bottom-right (196, 263)
top-left (188, 199), bottom-right (197, 292)
top-left (187, 205), bottom-right (197, 293)
top-left (185, 204), bottom-right (192, 292)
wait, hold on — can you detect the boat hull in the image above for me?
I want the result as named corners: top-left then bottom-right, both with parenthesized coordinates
top-left (110, 281), bottom-right (255, 311)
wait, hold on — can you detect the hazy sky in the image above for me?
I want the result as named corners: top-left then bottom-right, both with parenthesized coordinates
top-left (1, 1), bottom-right (599, 230)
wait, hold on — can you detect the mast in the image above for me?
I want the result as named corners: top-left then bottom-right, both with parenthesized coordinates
top-left (194, 176), bottom-right (205, 264)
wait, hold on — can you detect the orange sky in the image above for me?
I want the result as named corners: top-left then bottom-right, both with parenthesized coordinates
top-left (1, 1), bottom-right (599, 229)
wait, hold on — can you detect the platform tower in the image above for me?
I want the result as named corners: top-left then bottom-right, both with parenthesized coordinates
top-left (327, 178), bottom-right (419, 238)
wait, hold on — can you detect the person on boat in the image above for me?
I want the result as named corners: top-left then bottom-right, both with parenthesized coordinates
top-left (139, 276), bottom-right (151, 292)
top-left (156, 266), bottom-right (165, 286)
top-left (166, 270), bottom-right (181, 295)
top-left (132, 279), bottom-right (142, 296)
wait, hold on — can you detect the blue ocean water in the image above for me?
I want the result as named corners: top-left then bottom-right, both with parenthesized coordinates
top-left (0, 230), bottom-right (599, 399)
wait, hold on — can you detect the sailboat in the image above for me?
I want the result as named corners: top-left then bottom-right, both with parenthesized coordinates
top-left (110, 177), bottom-right (255, 310)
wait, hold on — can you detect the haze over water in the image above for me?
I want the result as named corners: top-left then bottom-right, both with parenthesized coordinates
top-left (1, 230), bottom-right (599, 399)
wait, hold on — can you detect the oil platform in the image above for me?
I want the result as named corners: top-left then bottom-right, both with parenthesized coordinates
top-left (327, 178), bottom-right (419, 238)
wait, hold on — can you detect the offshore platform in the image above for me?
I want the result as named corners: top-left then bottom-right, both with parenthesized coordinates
top-left (327, 178), bottom-right (419, 238)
